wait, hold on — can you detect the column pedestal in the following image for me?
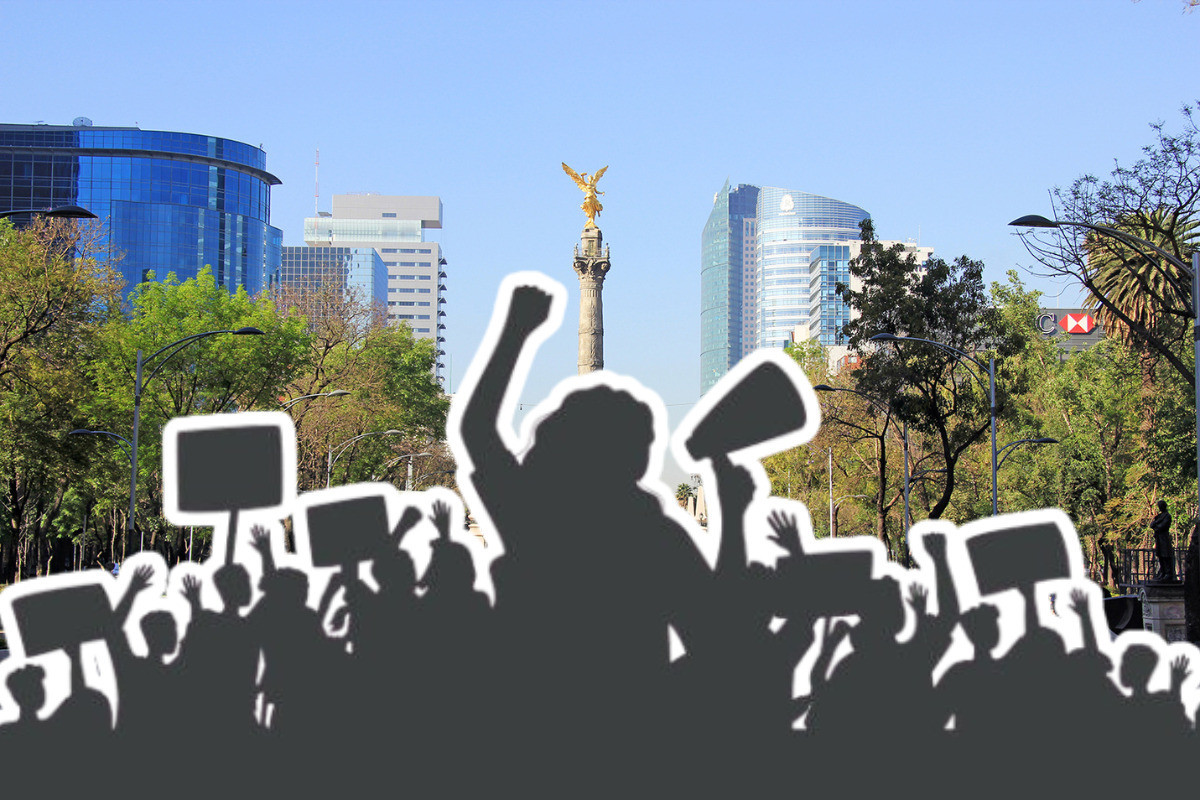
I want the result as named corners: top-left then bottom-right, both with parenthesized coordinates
top-left (573, 226), bottom-right (611, 375)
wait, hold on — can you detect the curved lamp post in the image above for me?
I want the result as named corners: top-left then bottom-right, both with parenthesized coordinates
top-left (280, 389), bottom-right (351, 411)
top-left (1011, 213), bottom-right (1199, 530)
top-left (993, 437), bottom-right (1058, 513)
top-left (129, 327), bottom-right (264, 549)
top-left (327, 429), bottom-right (403, 488)
top-left (832, 494), bottom-right (869, 538)
top-left (870, 333), bottom-right (1001, 515)
top-left (68, 429), bottom-right (134, 562)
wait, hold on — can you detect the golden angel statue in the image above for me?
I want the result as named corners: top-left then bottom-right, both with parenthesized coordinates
top-left (562, 163), bottom-right (608, 228)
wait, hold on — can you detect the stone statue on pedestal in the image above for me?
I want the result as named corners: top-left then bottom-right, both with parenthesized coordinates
top-left (1152, 500), bottom-right (1175, 582)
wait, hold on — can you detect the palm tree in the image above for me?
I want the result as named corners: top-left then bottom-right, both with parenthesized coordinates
top-left (1083, 209), bottom-right (1200, 351)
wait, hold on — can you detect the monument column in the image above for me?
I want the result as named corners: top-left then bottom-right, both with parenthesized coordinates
top-left (573, 226), bottom-right (611, 374)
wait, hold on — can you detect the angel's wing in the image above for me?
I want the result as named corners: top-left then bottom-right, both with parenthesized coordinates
top-left (562, 162), bottom-right (588, 190)
top-left (590, 165), bottom-right (608, 186)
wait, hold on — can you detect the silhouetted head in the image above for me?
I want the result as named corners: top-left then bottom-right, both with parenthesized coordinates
top-left (5, 664), bottom-right (47, 719)
top-left (961, 604), bottom-right (1001, 656)
top-left (213, 564), bottom-right (252, 610)
top-left (374, 548), bottom-right (417, 590)
top-left (421, 539), bottom-right (477, 594)
top-left (262, 568), bottom-right (309, 607)
top-left (1158, 500), bottom-right (1168, 513)
top-left (140, 611), bottom-right (179, 659)
top-left (525, 387), bottom-right (654, 488)
top-left (1120, 644), bottom-right (1159, 693)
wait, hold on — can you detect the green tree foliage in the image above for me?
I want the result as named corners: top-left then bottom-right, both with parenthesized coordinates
top-left (275, 276), bottom-right (449, 491)
top-left (0, 239), bottom-right (452, 580)
top-left (0, 218), bottom-right (121, 579)
top-left (1018, 104), bottom-right (1200, 389)
top-left (838, 219), bottom-right (1032, 520)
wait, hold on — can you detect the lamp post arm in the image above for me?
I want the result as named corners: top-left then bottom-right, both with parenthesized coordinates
top-left (139, 330), bottom-right (237, 393)
top-left (996, 438), bottom-right (1046, 471)
top-left (1055, 219), bottom-right (1192, 275)
top-left (327, 430), bottom-right (403, 486)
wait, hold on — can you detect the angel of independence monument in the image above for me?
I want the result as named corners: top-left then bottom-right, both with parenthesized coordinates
top-left (563, 163), bottom-right (611, 375)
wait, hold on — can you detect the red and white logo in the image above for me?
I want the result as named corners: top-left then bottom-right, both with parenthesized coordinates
top-left (1058, 313), bottom-right (1095, 334)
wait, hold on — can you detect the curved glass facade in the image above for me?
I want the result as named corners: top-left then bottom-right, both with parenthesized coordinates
top-left (755, 188), bottom-right (868, 350)
top-left (0, 124), bottom-right (281, 297)
top-left (701, 182), bottom-right (759, 394)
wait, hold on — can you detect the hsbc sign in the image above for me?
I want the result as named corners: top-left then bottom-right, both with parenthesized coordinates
top-left (1036, 309), bottom-right (1103, 347)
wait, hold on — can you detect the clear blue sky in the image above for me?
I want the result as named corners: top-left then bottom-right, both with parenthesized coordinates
top-left (3, 0), bottom-right (1197, 480)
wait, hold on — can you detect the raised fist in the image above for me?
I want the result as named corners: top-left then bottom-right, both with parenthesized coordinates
top-left (510, 286), bottom-right (553, 330)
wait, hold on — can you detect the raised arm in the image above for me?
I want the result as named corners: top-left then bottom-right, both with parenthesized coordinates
top-left (460, 285), bottom-right (553, 468)
top-left (390, 506), bottom-right (424, 546)
top-left (430, 500), bottom-right (453, 541)
top-left (1067, 589), bottom-right (1100, 656)
top-left (109, 565), bottom-right (155, 663)
top-left (113, 565), bottom-right (155, 626)
top-left (922, 533), bottom-right (958, 623)
top-left (249, 525), bottom-right (276, 576)
top-left (709, 456), bottom-right (754, 575)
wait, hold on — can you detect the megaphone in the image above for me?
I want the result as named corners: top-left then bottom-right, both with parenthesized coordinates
top-left (686, 361), bottom-right (809, 463)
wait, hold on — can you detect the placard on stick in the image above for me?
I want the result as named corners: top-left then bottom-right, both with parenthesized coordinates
top-left (10, 582), bottom-right (113, 657)
top-left (174, 425), bottom-right (284, 513)
top-left (305, 494), bottom-right (391, 568)
top-left (967, 520), bottom-right (1072, 597)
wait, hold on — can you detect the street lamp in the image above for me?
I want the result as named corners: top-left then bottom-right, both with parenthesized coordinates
top-left (327, 429), bottom-right (403, 488)
top-left (0, 205), bottom-right (98, 220)
top-left (870, 333), bottom-right (1001, 515)
top-left (129, 327), bottom-right (264, 549)
top-left (1011, 213), bottom-right (1200, 530)
top-left (992, 437), bottom-right (1058, 513)
top-left (832, 494), bottom-right (869, 538)
top-left (280, 389), bottom-right (351, 411)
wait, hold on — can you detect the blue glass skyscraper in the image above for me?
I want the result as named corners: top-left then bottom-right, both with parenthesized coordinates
top-left (700, 182), bottom-right (759, 395)
top-left (0, 121), bottom-right (282, 298)
top-left (701, 183), bottom-right (869, 393)
top-left (754, 187), bottom-right (869, 351)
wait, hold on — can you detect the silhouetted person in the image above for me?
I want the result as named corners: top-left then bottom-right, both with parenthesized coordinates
top-left (407, 500), bottom-right (494, 787)
top-left (1152, 500), bottom-right (1175, 581)
top-left (177, 567), bottom-right (260, 741)
top-left (0, 663), bottom-right (56, 791)
top-left (106, 564), bottom-right (187, 753)
top-left (460, 284), bottom-right (722, 789)
top-left (1121, 645), bottom-right (1191, 735)
top-left (248, 525), bottom-right (343, 739)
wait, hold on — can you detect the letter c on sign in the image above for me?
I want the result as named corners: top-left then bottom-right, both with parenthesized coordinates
top-left (1037, 314), bottom-right (1056, 334)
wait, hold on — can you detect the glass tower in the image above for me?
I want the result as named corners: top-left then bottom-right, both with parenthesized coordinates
top-left (754, 188), bottom-right (869, 350)
top-left (0, 122), bottom-right (282, 298)
top-left (279, 246), bottom-right (388, 309)
top-left (700, 182), bottom-right (759, 395)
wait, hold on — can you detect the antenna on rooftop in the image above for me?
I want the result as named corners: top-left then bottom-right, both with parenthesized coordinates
top-left (315, 148), bottom-right (320, 216)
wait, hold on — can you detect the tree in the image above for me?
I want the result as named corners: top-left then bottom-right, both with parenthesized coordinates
top-left (80, 267), bottom-right (310, 560)
top-left (1018, 104), bottom-right (1200, 390)
top-left (0, 217), bottom-right (121, 579)
top-left (274, 274), bottom-right (449, 491)
top-left (839, 219), bottom-right (1031, 520)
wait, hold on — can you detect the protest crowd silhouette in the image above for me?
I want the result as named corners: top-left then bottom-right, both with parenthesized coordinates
top-left (0, 274), bottom-right (1196, 798)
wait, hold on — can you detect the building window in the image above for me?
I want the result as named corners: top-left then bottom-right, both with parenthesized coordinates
top-left (382, 212), bottom-right (397, 218)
